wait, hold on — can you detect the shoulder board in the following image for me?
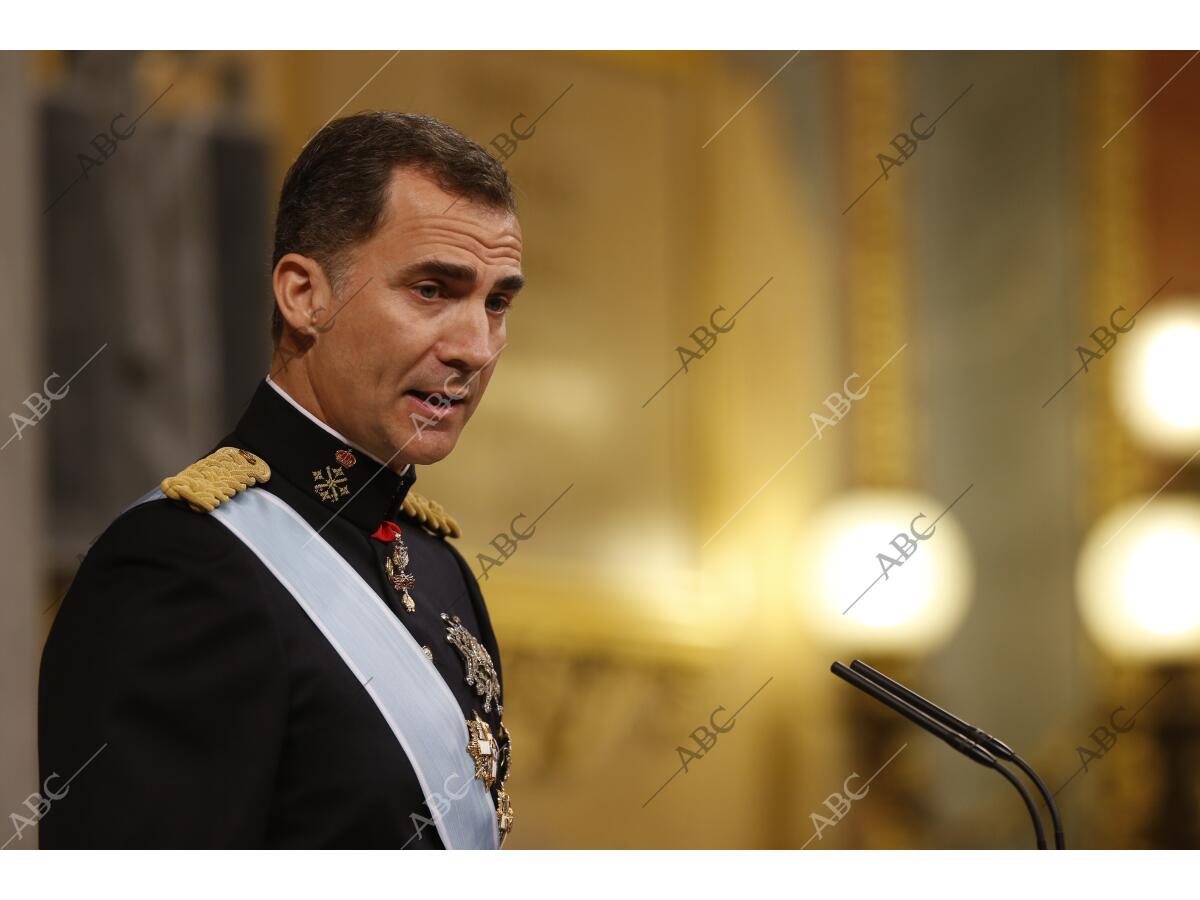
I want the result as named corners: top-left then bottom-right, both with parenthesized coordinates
top-left (400, 491), bottom-right (461, 539)
top-left (161, 447), bottom-right (271, 513)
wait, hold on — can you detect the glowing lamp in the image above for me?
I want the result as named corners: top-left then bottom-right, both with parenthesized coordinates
top-left (1077, 496), bottom-right (1200, 661)
top-left (1113, 303), bottom-right (1200, 455)
top-left (797, 490), bottom-right (973, 654)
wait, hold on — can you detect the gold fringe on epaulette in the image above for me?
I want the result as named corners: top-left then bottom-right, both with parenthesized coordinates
top-left (401, 491), bottom-right (461, 539)
top-left (161, 447), bottom-right (271, 513)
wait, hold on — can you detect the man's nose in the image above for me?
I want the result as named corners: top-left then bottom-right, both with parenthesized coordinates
top-left (441, 301), bottom-right (500, 375)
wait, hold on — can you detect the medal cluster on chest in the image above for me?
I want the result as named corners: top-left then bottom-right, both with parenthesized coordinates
top-left (444, 612), bottom-right (512, 840)
top-left (367, 505), bottom-right (514, 842)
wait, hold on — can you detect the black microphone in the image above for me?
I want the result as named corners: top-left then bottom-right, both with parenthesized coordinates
top-left (849, 659), bottom-right (1065, 850)
top-left (831, 661), bottom-right (1048, 849)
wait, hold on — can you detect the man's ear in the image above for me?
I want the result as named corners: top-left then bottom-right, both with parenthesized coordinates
top-left (272, 253), bottom-right (332, 339)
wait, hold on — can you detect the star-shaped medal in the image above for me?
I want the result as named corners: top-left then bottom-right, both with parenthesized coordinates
top-left (442, 613), bottom-right (502, 714)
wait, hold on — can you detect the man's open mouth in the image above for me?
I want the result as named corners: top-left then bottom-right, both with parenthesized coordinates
top-left (405, 389), bottom-right (466, 408)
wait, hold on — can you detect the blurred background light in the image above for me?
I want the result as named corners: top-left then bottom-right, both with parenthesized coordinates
top-left (1113, 302), bottom-right (1200, 455)
top-left (1078, 496), bottom-right (1200, 661)
top-left (797, 490), bottom-right (973, 654)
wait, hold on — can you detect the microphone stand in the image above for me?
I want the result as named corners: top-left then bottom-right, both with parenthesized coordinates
top-left (831, 661), bottom-right (1049, 849)
top-left (848, 660), bottom-right (1065, 850)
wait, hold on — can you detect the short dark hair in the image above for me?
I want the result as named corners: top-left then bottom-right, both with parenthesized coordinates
top-left (270, 111), bottom-right (517, 343)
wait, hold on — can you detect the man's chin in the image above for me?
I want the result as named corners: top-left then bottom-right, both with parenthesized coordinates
top-left (393, 430), bottom-right (458, 467)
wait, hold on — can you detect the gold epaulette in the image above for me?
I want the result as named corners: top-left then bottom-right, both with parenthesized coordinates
top-left (161, 447), bottom-right (271, 513)
top-left (400, 491), bottom-right (461, 539)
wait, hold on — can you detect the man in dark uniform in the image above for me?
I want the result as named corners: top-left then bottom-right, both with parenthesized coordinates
top-left (37, 112), bottom-right (522, 849)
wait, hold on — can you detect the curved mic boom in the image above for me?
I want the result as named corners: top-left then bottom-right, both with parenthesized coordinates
top-left (848, 659), bottom-right (1065, 850)
top-left (830, 661), bottom-right (1049, 850)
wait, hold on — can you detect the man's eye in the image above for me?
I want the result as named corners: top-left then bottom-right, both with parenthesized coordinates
top-left (416, 284), bottom-right (440, 300)
top-left (486, 295), bottom-right (511, 313)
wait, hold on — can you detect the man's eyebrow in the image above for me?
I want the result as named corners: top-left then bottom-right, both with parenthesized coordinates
top-left (399, 259), bottom-right (477, 283)
top-left (495, 273), bottom-right (526, 293)
top-left (399, 259), bottom-right (525, 294)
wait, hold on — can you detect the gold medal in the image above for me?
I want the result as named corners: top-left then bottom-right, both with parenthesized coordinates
top-left (496, 788), bottom-right (514, 842)
top-left (383, 532), bottom-right (417, 613)
top-left (495, 721), bottom-right (513, 840)
top-left (466, 712), bottom-right (499, 790)
top-left (466, 714), bottom-right (514, 843)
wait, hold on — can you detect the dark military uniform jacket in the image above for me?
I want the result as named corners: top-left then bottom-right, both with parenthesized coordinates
top-left (38, 379), bottom-right (509, 848)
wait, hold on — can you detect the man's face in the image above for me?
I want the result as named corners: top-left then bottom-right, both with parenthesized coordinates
top-left (299, 168), bottom-right (523, 468)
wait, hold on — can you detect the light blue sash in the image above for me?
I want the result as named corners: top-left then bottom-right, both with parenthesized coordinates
top-left (131, 487), bottom-right (499, 850)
